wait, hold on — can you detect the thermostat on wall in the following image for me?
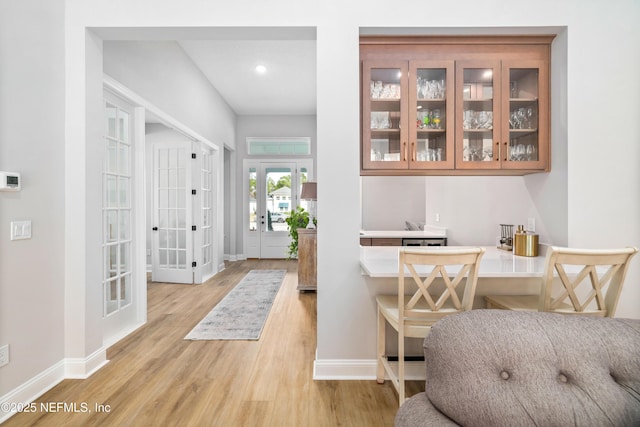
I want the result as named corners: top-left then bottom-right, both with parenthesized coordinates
top-left (0, 172), bottom-right (21, 191)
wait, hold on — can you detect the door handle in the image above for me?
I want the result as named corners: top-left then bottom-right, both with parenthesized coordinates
top-left (152, 227), bottom-right (158, 231)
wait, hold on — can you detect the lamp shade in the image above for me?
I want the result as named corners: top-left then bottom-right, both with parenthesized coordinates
top-left (300, 182), bottom-right (317, 201)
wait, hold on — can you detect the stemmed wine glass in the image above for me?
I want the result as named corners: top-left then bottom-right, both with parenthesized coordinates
top-left (525, 107), bottom-right (534, 129)
top-left (526, 144), bottom-right (536, 161)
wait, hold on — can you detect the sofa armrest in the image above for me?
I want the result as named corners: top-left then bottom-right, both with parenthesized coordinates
top-left (395, 392), bottom-right (459, 427)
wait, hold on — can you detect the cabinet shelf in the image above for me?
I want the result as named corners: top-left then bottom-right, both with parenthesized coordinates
top-left (371, 129), bottom-right (401, 136)
top-left (510, 97), bottom-right (538, 103)
top-left (417, 128), bottom-right (446, 133)
top-left (370, 99), bottom-right (401, 112)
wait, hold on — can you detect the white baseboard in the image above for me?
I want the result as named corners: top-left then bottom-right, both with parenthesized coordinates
top-left (0, 360), bottom-right (65, 423)
top-left (313, 358), bottom-right (426, 381)
top-left (64, 347), bottom-right (109, 379)
top-left (0, 348), bottom-right (108, 423)
top-left (224, 254), bottom-right (246, 262)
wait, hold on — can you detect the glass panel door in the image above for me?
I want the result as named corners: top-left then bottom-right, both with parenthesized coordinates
top-left (103, 103), bottom-right (132, 317)
top-left (456, 61), bottom-right (501, 169)
top-left (502, 59), bottom-right (548, 170)
top-left (362, 61), bottom-right (408, 170)
top-left (199, 147), bottom-right (215, 280)
top-left (409, 61), bottom-right (454, 169)
top-left (260, 163), bottom-right (296, 259)
top-left (151, 142), bottom-right (193, 283)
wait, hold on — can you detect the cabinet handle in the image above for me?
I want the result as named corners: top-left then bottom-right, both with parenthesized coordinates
top-left (411, 142), bottom-right (415, 161)
top-left (403, 142), bottom-right (407, 161)
top-left (496, 142), bottom-right (500, 161)
top-left (504, 142), bottom-right (508, 161)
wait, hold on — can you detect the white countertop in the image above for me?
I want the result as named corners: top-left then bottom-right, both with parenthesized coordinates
top-left (360, 245), bottom-right (547, 278)
top-left (360, 226), bottom-right (447, 239)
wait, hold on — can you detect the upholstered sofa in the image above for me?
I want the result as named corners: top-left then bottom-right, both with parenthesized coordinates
top-left (395, 310), bottom-right (640, 426)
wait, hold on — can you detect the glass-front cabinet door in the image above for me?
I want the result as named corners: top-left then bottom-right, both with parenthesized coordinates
top-left (362, 61), bottom-right (408, 170)
top-left (409, 61), bottom-right (454, 170)
top-left (455, 60), bottom-right (501, 170)
top-left (501, 59), bottom-right (549, 170)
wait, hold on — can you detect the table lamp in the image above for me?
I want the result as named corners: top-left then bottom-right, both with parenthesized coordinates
top-left (300, 182), bottom-right (317, 229)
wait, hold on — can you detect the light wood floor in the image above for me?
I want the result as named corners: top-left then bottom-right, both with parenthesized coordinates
top-left (4, 259), bottom-right (423, 427)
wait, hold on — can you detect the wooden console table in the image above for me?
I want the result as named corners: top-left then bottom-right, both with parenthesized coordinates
top-left (297, 228), bottom-right (317, 291)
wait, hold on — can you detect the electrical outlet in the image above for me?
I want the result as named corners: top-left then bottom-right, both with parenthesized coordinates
top-left (435, 213), bottom-right (440, 222)
top-left (527, 218), bottom-right (536, 232)
top-left (0, 344), bottom-right (9, 367)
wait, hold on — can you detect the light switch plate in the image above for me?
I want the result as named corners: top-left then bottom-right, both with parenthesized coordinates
top-left (0, 344), bottom-right (8, 367)
top-left (10, 220), bottom-right (31, 240)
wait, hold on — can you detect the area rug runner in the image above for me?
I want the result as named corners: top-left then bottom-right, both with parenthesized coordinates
top-left (185, 269), bottom-right (286, 340)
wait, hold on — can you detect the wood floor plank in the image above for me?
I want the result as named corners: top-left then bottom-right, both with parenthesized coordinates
top-left (4, 260), bottom-right (422, 426)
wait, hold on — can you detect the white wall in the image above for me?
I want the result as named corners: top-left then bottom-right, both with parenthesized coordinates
top-left (0, 0), bottom-right (66, 397)
top-left (1, 0), bottom-right (639, 408)
top-left (361, 177), bottom-right (426, 231)
top-left (424, 176), bottom-right (554, 246)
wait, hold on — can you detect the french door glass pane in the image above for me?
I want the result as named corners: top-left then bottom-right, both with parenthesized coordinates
top-left (106, 210), bottom-right (118, 243)
top-left (119, 211), bottom-right (129, 240)
top-left (105, 279), bottom-right (118, 315)
top-left (462, 68), bottom-right (494, 162)
top-left (107, 175), bottom-right (117, 207)
top-left (118, 110), bottom-right (129, 143)
top-left (120, 274), bottom-right (131, 307)
top-left (106, 103), bottom-right (117, 138)
top-left (119, 177), bottom-right (130, 208)
top-left (106, 140), bottom-right (117, 173)
top-left (119, 242), bottom-right (130, 273)
top-left (107, 245), bottom-right (117, 278)
top-left (118, 143), bottom-right (129, 175)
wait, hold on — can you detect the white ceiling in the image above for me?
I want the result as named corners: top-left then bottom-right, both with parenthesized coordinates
top-left (95, 27), bottom-right (317, 117)
top-left (179, 39), bottom-right (316, 116)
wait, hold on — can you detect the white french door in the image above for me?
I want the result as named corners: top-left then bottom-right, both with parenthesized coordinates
top-left (245, 160), bottom-right (312, 259)
top-left (151, 141), bottom-right (194, 283)
top-left (102, 93), bottom-right (137, 343)
top-left (194, 146), bottom-right (217, 283)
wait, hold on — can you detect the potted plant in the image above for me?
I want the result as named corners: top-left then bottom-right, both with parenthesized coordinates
top-left (285, 206), bottom-right (317, 259)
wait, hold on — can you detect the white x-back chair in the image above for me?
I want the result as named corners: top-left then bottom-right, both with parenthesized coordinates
top-left (376, 247), bottom-right (485, 405)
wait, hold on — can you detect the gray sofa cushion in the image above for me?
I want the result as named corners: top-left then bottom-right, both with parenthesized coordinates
top-left (396, 310), bottom-right (640, 427)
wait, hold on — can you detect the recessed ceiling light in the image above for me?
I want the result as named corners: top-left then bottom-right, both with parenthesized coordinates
top-left (255, 65), bottom-right (267, 74)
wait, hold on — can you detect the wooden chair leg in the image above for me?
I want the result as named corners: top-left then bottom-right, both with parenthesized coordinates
top-left (398, 332), bottom-right (405, 405)
top-left (376, 306), bottom-right (385, 384)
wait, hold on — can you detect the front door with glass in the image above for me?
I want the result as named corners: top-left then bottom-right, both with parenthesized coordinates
top-left (245, 160), bottom-right (312, 259)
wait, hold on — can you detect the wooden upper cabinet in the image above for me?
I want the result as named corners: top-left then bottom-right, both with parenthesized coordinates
top-left (360, 36), bottom-right (554, 176)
